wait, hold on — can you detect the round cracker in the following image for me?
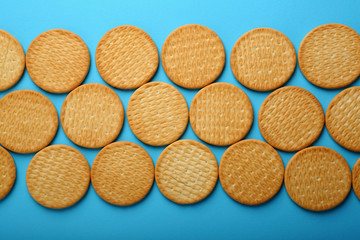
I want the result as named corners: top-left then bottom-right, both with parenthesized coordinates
top-left (91, 141), bottom-right (154, 206)
top-left (230, 28), bottom-right (296, 91)
top-left (190, 82), bottom-right (253, 146)
top-left (26, 144), bottom-right (90, 209)
top-left (61, 83), bottom-right (124, 148)
top-left (326, 87), bottom-right (360, 151)
top-left (0, 90), bottom-right (58, 153)
top-left (0, 146), bottom-right (16, 200)
top-left (161, 24), bottom-right (225, 89)
top-left (0, 29), bottom-right (25, 91)
top-left (127, 81), bottom-right (188, 146)
top-left (352, 157), bottom-right (360, 200)
top-left (26, 29), bottom-right (90, 93)
top-left (219, 139), bottom-right (284, 205)
top-left (258, 86), bottom-right (324, 152)
top-left (96, 25), bottom-right (159, 89)
top-left (298, 23), bottom-right (360, 89)
top-left (155, 139), bottom-right (218, 204)
top-left (285, 146), bottom-right (351, 211)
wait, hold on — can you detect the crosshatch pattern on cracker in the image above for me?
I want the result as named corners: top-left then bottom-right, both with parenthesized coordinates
top-left (26, 29), bottom-right (90, 93)
top-left (258, 86), bottom-right (324, 152)
top-left (26, 145), bottom-right (90, 209)
top-left (127, 81), bottom-right (188, 146)
top-left (155, 140), bottom-right (218, 204)
top-left (96, 25), bottom-right (159, 89)
top-left (352, 158), bottom-right (360, 200)
top-left (231, 28), bottom-right (296, 91)
top-left (219, 139), bottom-right (284, 205)
top-left (285, 146), bottom-right (351, 211)
top-left (190, 82), bottom-right (253, 146)
top-left (0, 90), bottom-right (58, 153)
top-left (0, 146), bottom-right (16, 200)
top-left (326, 86), bottom-right (360, 152)
top-left (61, 83), bottom-right (124, 148)
top-left (299, 23), bottom-right (360, 89)
top-left (161, 24), bottom-right (225, 89)
top-left (91, 141), bottom-right (154, 206)
top-left (0, 29), bottom-right (25, 91)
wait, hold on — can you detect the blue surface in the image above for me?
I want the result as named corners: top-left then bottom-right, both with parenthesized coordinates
top-left (1, 0), bottom-right (360, 239)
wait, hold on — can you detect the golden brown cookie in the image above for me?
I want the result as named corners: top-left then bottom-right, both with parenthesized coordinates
top-left (155, 139), bottom-right (218, 204)
top-left (127, 81), bottom-right (188, 146)
top-left (26, 29), bottom-right (90, 93)
top-left (91, 141), bottom-right (154, 206)
top-left (0, 90), bottom-right (58, 153)
top-left (298, 23), bottom-right (360, 89)
top-left (61, 83), bottom-right (124, 148)
top-left (190, 82), bottom-right (253, 146)
top-left (258, 86), bottom-right (324, 152)
top-left (352, 157), bottom-right (360, 200)
top-left (0, 146), bottom-right (16, 200)
top-left (326, 87), bottom-right (360, 151)
top-left (219, 139), bottom-right (284, 205)
top-left (96, 25), bottom-right (159, 89)
top-left (285, 146), bottom-right (351, 211)
top-left (231, 28), bottom-right (296, 91)
top-left (161, 24), bottom-right (225, 89)
top-left (26, 145), bottom-right (90, 209)
top-left (0, 29), bottom-right (25, 91)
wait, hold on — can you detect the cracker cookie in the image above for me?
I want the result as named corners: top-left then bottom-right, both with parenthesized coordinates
top-left (0, 146), bottom-right (16, 200)
top-left (0, 90), bottom-right (58, 153)
top-left (326, 87), bottom-right (360, 151)
top-left (352, 157), bottom-right (360, 200)
top-left (190, 82), bottom-right (253, 146)
top-left (285, 146), bottom-right (351, 211)
top-left (0, 29), bottom-right (25, 91)
top-left (61, 83), bottom-right (124, 148)
top-left (298, 23), bottom-right (360, 88)
top-left (26, 29), bottom-right (90, 93)
top-left (258, 86), bottom-right (324, 152)
top-left (231, 28), bottom-right (296, 91)
top-left (161, 24), bottom-right (225, 89)
top-left (96, 25), bottom-right (159, 89)
top-left (91, 141), bottom-right (154, 206)
top-left (155, 139), bottom-right (218, 204)
top-left (219, 139), bottom-right (284, 205)
top-left (26, 145), bottom-right (90, 209)
top-left (127, 82), bottom-right (188, 146)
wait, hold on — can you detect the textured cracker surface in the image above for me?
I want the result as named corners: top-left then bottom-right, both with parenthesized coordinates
top-left (285, 146), bottom-right (351, 211)
top-left (298, 23), bottom-right (360, 89)
top-left (96, 25), bottom-right (159, 89)
top-left (155, 140), bottom-right (218, 204)
top-left (91, 141), bottom-right (154, 206)
top-left (0, 90), bottom-right (58, 153)
top-left (0, 146), bottom-right (15, 200)
top-left (258, 86), bottom-right (324, 152)
top-left (127, 82), bottom-right (188, 146)
top-left (326, 87), bottom-right (360, 151)
top-left (161, 24), bottom-right (225, 89)
top-left (352, 158), bottom-right (360, 200)
top-left (190, 82), bottom-right (253, 146)
top-left (219, 139), bottom-right (284, 205)
top-left (231, 28), bottom-right (296, 91)
top-left (26, 29), bottom-right (90, 93)
top-left (26, 145), bottom-right (90, 209)
top-left (0, 29), bottom-right (25, 91)
top-left (61, 83), bottom-right (124, 148)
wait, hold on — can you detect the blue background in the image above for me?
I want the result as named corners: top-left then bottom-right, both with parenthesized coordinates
top-left (1, 0), bottom-right (360, 239)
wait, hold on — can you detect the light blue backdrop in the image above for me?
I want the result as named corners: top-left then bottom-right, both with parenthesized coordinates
top-left (1, 0), bottom-right (359, 239)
